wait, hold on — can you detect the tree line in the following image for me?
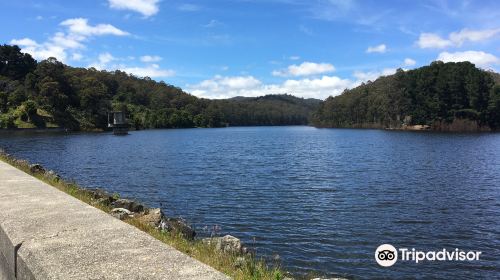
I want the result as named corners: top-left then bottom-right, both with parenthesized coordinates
top-left (312, 61), bottom-right (500, 130)
top-left (3, 45), bottom-right (499, 132)
top-left (0, 45), bottom-right (320, 130)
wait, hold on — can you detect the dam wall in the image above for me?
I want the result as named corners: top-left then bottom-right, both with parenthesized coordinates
top-left (0, 160), bottom-right (228, 280)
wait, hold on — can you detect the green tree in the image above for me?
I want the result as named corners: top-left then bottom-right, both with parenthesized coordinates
top-left (0, 91), bottom-right (7, 113)
top-left (0, 45), bottom-right (37, 80)
top-left (488, 85), bottom-right (500, 129)
top-left (38, 78), bottom-right (68, 112)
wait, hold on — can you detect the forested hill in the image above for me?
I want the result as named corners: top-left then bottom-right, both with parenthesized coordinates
top-left (312, 61), bottom-right (500, 131)
top-left (213, 95), bottom-right (321, 126)
top-left (0, 44), bottom-right (320, 130)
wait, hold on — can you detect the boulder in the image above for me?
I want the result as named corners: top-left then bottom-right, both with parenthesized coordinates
top-left (87, 188), bottom-right (111, 199)
top-left (29, 163), bottom-right (45, 174)
top-left (159, 217), bottom-right (196, 240)
top-left (110, 208), bottom-right (133, 220)
top-left (86, 189), bottom-right (117, 206)
top-left (203, 235), bottom-right (242, 254)
top-left (137, 208), bottom-right (163, 227)
top-left (112, 198), bottom-right (145, 213)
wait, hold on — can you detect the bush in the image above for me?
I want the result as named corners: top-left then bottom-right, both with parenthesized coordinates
top-left (0, 113), bottom-right (15, 128)
top-left (23, 100), bottom-right (37, 118)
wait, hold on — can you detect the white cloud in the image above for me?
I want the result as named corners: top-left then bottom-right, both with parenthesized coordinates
top-left (108, 0), bottom-right (160, 17)
top-left (188, 64), bottom-right (407, 99)
top-left (187, 75), bottom-right (352, 99)
top-left (437, 51), bottom-right (499, 68)
top-left (88, 52), bottom-right (116, 69)
top-left (60, 18), bottom-right (129, 36)
top-left (279, 76), bottom-right (353, 98)
top-left (217, 75), bottom-right (262, 89)
top-left (89, 52), bottom-right (174, 78)
top-left (366, 44), bottom-right (387, 53)
top-left (140, 55), bottom-right (162, 63)
top-left (120, 64), bottom-right (175, 78)
top-left (289, 56), bottom-right (301, 60)
top-left (449, 28), bottom-right (500, 46)
top-left (404, 58), bottom-right (416, 66)
top-left (417, 28), bottom-right (500, 49)
top-left (353, 68), bottom-right (397, 83)
top-left (11, 38), bottom-right (68, 62)
top-left (417, 33), bottom-right (452, 49)
top-left (272, 62), bottom-right (335, 77)
top-left (10, 38), bottom-right (38, 48)
top-left (72, 53), bottom-right (83, 61)
top-left (51, 32), bottom-right (84, 49)
top-left (99, 53), bottom-right (115, 64)
top-left (11, 18), bottom-right (128, 63)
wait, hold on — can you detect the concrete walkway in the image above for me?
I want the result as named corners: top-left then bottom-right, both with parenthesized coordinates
top-left (0, 160), bottom-right (229, 280)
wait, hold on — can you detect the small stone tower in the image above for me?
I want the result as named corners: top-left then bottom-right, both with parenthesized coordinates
top-left (108, 111), bottom-right (129, 135)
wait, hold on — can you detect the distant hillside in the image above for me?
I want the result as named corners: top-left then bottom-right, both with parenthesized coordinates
top-left (216, 94), bottom-right (321, 126)
top-left (312, 61), bottom-right (500, 131)
top-left (0, 44), bottom-right (319, 130)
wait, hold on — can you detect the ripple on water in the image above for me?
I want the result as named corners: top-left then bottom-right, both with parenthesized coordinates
top-left (0, 127), bottom-right (499, 279)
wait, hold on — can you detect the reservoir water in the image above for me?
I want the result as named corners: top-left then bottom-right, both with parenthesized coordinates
top-left (1, 126), bottom-right (499, 279)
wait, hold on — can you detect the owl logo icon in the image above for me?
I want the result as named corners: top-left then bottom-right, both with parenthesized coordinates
top-left (375, 244), bottom-right (398, 267)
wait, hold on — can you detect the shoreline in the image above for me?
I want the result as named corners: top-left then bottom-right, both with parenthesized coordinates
top-left (0, 149), bottom-right (348, 280)
top-left (0, 150), bottom-right (291, 280)
top-left (312, 124), bottom-right (499, 133)
top-left (2, 123), bottom-right (499, 134)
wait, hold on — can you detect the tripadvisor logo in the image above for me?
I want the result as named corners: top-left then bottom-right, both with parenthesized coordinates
top-left (375, 244), bottom-right (482, 267)
top-left (375, 244), bottom-right (398, 267)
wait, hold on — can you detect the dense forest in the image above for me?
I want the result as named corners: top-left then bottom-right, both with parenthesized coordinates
top-left (0, 45), bottom-right (319, 130)
top-left (312, 61), bottom-right (500, 131)
top-left (3, 44), bottom-right (499, 132)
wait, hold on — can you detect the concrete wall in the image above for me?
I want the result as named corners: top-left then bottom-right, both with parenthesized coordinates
top-left (0, 161), bottom-right (229, 280)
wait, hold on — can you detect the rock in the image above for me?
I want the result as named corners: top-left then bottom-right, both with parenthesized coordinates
top-left (110, 208), bottom-right (133, 220)
top-left (112, 198), bottom-right (145, 213)
top-left (405, 124), bottom-right (430, 130)
top-left (159, 217), bottom-right (196, 240)
top-left (86, 189), bottom-right (116, 206)
top-left (203, 235), bottom-right (242, 254)
top-left (138, 208), bottom-right (163, 227)
top-left (29, 163), bottom-right (45, 174)
top-left (87, 188), bottom-right (110, 199)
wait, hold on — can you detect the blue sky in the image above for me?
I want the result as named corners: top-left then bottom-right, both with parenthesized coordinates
top-left (1, 0), bottom-right (499, 99)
